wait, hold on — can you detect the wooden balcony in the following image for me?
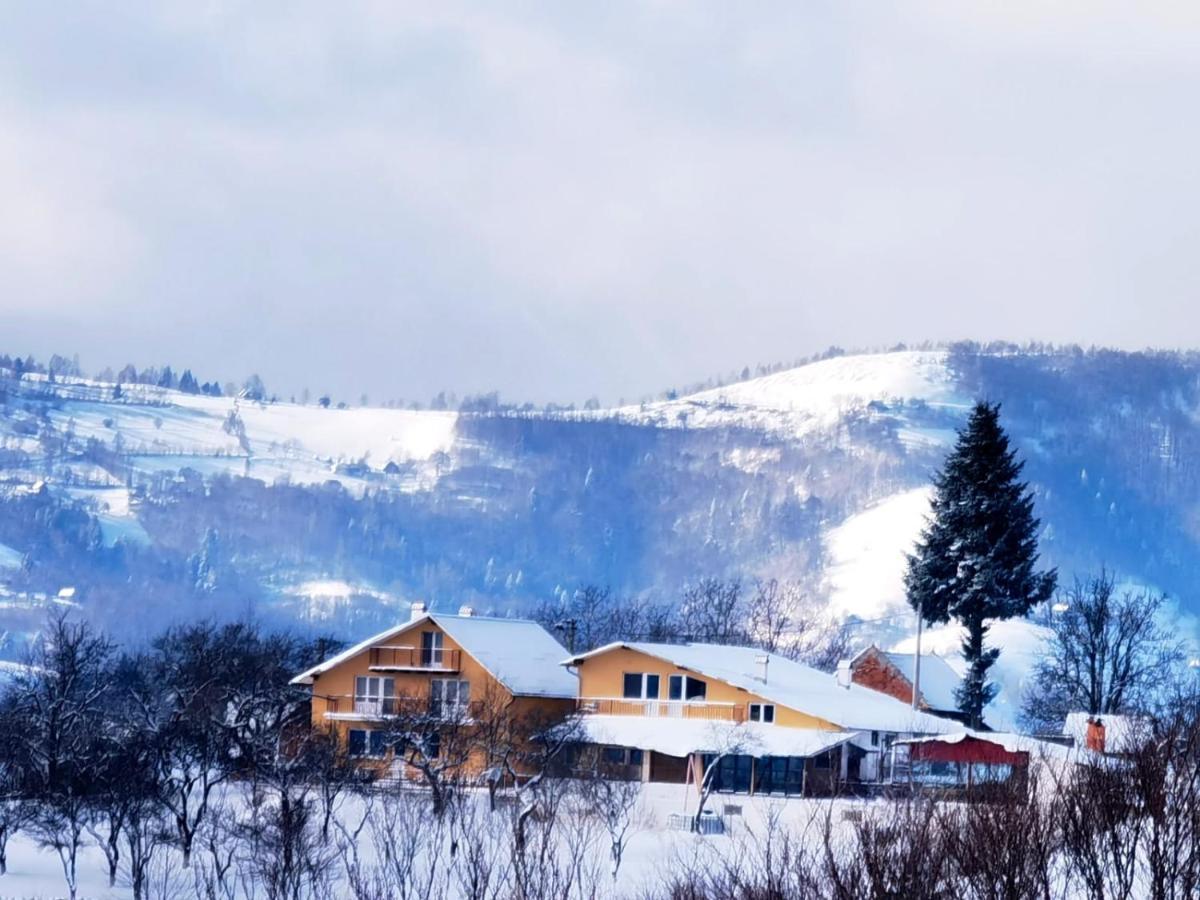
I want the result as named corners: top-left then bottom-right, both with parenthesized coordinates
top-left (577, 697), bottom-right (746, 722)
top-left (322, 695), bottom-right (481, 721)
top-left (367, 646), bottom-right (461, 672)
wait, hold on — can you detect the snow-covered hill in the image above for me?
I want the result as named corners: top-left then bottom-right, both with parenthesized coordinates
top-left (611, 350), bottom-right (968, 438)
top-left (3, 344), bottom-right (1200, 727)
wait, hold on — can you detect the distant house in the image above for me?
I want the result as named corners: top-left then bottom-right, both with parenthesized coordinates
top-left (847, 645), bottom-right (969, 724)
top-left (291, 605), bottom-right (577, 778)
top-left (562, 641), bottom-right (956, 796)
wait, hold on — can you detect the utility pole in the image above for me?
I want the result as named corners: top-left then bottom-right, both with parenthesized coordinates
top-left (555, 618), bottom-right (578, 653)
top-left (911, 598), bottom-right (922, 712)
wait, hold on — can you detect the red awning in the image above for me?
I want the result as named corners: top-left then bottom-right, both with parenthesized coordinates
top-left (910, 735), bottom-right (1029, 767)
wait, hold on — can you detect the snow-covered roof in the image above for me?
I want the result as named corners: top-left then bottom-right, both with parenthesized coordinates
top-left (566, 642), bottom-right (958, 735)
top-left (579, 714), bottom-right (858, 759)
top-left (896, 730), bottom-right (1074, 762)
top-left (882, 651), bottom-right (962, 712)
top-left (1063, 712), bottom-right (1148, 753)
top-left (291, 613), bottom-right (578, 698)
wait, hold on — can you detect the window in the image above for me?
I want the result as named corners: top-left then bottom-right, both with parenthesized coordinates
top-left (421, 631), bottom-right (444, 666)
top-left (870, 730), bottom-right (880, 747)
top-left (368, 731), bottom-right (389, 758)
top-left (622, 673), bottom-right (660, 700)
top-left (749, 703), bottom-right (775, 723)
top-left (430, 679), bottom-right (470, 716)
top-left (349, 730), bottom-right (391, 758)
top-left (814, 750), bottom-right (833, 770)
top-left (354, 676), bottom-right (395, 715)
top-left (668, 674), bottom-right (707, 701)
top-left (600, 746), bottom-right (644, 768)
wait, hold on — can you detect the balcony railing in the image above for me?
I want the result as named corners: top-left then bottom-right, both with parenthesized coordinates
top-left (577, 697), bottom-right (745, 722)
top-left (368, 646), bottom-right (462, 671)
top-left (322, 695), bottom-right (481, 721)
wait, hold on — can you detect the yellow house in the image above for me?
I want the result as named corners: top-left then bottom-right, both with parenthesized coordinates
top-left (563, 641), bottom-right (955, 795)
top-left (291, 604), bottom-right (577, 776)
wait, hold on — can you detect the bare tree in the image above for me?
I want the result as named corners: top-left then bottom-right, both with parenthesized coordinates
top-left (5, 615), bottom-right (114, 900)
top-left (748, 577), bottom-right (852, 670)
top-left (692, 723), bottom-right (758, 832)
top-left (577, 750), bottom-right (645, 883)
top-left (679, 578), bottom-right (746, 644)
top-left (0, 711), bottom-right (31, 877)
top-left (226, 633), bottom-right (336, 900)
top-left (938, 776), bottom-right (1061, 900)
top-left (378, 694), bottom-right (475, 817)
top-left (1023, 570), bottom-right (1186, 731)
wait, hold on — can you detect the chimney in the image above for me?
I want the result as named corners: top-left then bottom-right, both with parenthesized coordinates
top-left (458, 605), bottom-right (475, 617)
top-left (755, 654), bottom-right (770, 684)
top-left (836, 659), bottom-right (853, 690)
top-left (409, 601), bottom-right (427, 621)
top-left (1086, 717), bottom-right (1106, 753)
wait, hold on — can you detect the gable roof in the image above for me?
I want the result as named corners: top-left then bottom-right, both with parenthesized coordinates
top-left (847, 645), bottom-right (964, 713)
top-left (291, 613), bottom-right (578, 698)
top-left (565, 641), bottom-right (957, 735)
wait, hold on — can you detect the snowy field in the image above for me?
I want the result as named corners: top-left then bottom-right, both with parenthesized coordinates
top-left (0, 782), bottom-right (878, 899)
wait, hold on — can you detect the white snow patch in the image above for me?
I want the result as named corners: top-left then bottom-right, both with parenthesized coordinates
top-left (825, 487), bottom-right (932, 622)
top-left (605, 350), bottom-right (970, 438)
top-left (0, 542), bottom-right (23, 569)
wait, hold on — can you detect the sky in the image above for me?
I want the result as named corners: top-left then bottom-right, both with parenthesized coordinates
top-left (3, 2), bottom-right (1200, 405)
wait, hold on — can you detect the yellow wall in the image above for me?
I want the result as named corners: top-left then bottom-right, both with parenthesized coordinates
top-left (307, 618), bottom-right (573, 777)
top-left (309, 619), bottom-right (501, 722)
top-left (572, 646), bottom-right (841, 731)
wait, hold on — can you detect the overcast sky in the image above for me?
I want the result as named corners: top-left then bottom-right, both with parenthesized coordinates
top-left (3, 2), bottom-right (1200, 404)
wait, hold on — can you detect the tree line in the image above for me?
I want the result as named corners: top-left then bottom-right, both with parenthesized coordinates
top-left (535, 577), bottom-right (850, 671)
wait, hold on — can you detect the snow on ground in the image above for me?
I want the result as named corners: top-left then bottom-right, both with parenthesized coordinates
top-left (0, 542), bottom-right (22, 569)
top-left (64, 486), bottom-right (151, 546)
top-left (282, 579), bottom-right (394, 618)
top-left (38, 382), bottom-right (458, 481)
top-left (605, 350), bottom-right (970, 438)
top-left (824, 486), bottom-right (932, 624)
top-left (0, 781), bottom-right (885, 900)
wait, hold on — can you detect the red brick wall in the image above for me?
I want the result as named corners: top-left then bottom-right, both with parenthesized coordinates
top-left (851, 650), bottom-right (916, 706)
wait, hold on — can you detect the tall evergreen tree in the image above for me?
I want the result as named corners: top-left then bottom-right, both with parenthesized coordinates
top-left (905, 401), bottom-right (1056, 728)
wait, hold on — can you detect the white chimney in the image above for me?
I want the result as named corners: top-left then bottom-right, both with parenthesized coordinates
top-left (458, 605), bottom-right (475, 617)
top-left (755, 654), bottom-right (770, 684)
top-left (836, 659), bottom-right (852, 690)
top-left (410, 601), bottom-right (427, 621)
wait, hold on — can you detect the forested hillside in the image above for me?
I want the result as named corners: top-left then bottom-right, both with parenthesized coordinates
top-left (2, 344), bottom-right (1199, 674)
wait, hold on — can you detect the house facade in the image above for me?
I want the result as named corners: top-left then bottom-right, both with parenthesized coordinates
top-left (290, 605), bottom-right (577, 778)
top-left (564, 641), bottom-right (956, 796)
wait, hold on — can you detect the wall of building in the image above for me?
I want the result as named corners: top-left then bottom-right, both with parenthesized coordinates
top-left (573, 646), bottom-right (840, 730)
top-left (306, 618), bottom-right (573, 779)
top-left (850, 649), bottom-right (916, 706)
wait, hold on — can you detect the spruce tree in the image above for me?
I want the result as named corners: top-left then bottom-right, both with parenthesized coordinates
top-left (904, 401), bottom-right (1056, 729)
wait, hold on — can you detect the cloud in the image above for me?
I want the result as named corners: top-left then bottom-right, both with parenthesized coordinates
top-left (1, 2), bottom-right (1199, 402)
